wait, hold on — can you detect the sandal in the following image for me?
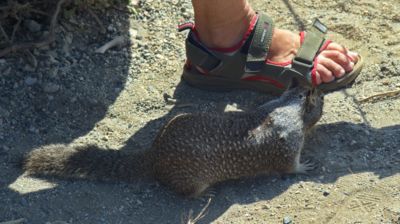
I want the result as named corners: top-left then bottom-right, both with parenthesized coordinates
top-left (179, 13), bottom-right (364, 94)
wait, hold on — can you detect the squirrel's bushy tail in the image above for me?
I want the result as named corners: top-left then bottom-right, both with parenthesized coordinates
top-left (23, 144), bottom-right (153, 182)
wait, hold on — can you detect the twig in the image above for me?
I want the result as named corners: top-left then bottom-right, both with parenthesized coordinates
top-left (0, 0), bottom-right (66, 57)
top-left (0, 22), bottom-right (10, 42)
top-left (95, 36), bottom-right (126, 54)
top-left (186, 197), bottom-right (212, 224)
top-left (86, 7), bottom-right (106, 34)
top-left (111, 5), bottom-right (131, 14)
top-left (28, 8), bottom-right (49, 17)
top-left (357, 89), bottom-right (400, 103)
top-left (23, 49), bottom-right (37, 68)
top-left (10, 15), bottom-right (21, 43)
top-left (163, 93), bottom-right (177, 104)
top-left (0, 218), bottom-right (26, 224)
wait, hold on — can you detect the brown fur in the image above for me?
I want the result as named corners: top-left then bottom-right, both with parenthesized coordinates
top-left (24, 85), bottom-right (323, 197)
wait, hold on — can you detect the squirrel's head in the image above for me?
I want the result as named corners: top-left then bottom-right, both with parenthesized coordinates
top-left (282, 79), bottom-right (324, 129)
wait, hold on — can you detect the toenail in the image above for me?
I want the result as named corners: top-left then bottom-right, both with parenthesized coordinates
top-left (338, 68), bottom-right (345, 77)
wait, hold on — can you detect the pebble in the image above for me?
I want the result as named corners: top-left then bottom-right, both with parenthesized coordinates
top-left (43, 83), bottom-right (60, 93)
top-left (130, 29), bottom-right (138, 38)
top-left (49, 67), bottom-right (59, 78)
top-left (283, 216), bottom-right (292, 224)
top-left (323, 190), bottom-right (330, 196)
top-left (107, 24), bottom-right (116, 32)
top-left (23, 64), bottom-right (36, 72)
top-left (131, 0), bottom-right (140, 6)
top-left (24, 19), bottom-right (42, 32)
top-left (25, 77), bottom-right (38, 86)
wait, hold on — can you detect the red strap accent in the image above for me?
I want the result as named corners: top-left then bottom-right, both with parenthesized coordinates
top-left (184, 59), bottom-right (192, 70)
top-left (242, 75), bottom-right (285, 89)
top-left (300, 31), bottom-right (306, 45)
top-left (178, 22), bottom-right (195, 32)
top-left (311, 57), bottom-right (319, 86)
top-left (311, 39), bottom-right (332, 86)
top-left (318, 39), bottom-right (332, 53)
top-left (195, 66), bottom-right (210, 75)
top-left (266, 59), bottom-right (292, 66)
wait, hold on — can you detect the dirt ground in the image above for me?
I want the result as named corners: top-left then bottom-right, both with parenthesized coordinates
top-left (0, 0), bottom-right (399, 223)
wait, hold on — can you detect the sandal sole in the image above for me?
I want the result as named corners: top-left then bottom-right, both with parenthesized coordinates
top-left (182, 55), bottom-right (364, 94)
top-left (182, 69), bottom-right (285, 95)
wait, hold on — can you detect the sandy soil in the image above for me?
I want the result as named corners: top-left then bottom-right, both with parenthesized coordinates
top-left (0, 0), bottom-right (399, 223)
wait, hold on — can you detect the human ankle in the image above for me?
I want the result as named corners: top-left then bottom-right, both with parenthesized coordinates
top-left (194, 5), bottom-right (255, 49)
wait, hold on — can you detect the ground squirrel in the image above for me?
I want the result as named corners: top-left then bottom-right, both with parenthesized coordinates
top-left (23, 83), bottom-right (324, 198)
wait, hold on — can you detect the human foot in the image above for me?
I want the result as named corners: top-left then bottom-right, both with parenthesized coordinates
top-left (196, 12), bottom-right (359, 86)
top-left (182, 11), bottom-right (363, 94)
top-left (268, 28), bottom-right (358, 85)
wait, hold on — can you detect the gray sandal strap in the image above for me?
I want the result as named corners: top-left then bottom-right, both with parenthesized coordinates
top-left (245, 13), bottom-right (275, 72)
top-left (185, 33), bottom-right (221, 71)
top-left (292, 19), bottom-right (328, 80)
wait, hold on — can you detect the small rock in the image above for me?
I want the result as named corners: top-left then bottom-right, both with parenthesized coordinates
top-left (24, 19), bottom-right (42, 32)
top-left (107, 24), bottom-right (115, 32)
top-left (2, 67), bottom-right (11, 76)
top-left (283, 216), bottom-right (292, 224)
top-left (49, 67), bottom-right (59, 78)
top-left (46, 221), bottom-right (69, 224)
top-left (23, 64), bottom-right (36, 72)
top-left (0, 59), bottom-right (6, 64)
top-left (129, 29), bottom-right (138, 38)
top-left (29, 126), bottom-right (38, 133)
top-left (224, 103), bottom-right (242, 112)
top-left (0, 106), bottom-right (10, 117)
top-left (43, 83), bottom-right (60, 93)
top-left (168, 33), bottom-right (176, 39)
top-left (25, 77), bottom-right (37, 86)
top-left (131, 0), bottom-right (140, 6)
top-left (323, 190), bottom-right (330, 196)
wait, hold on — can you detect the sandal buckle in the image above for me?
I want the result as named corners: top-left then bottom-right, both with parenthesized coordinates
top-left (292, 57), bottom-right (314, 70)
top-left (313, 19), bottom-right (328, 34)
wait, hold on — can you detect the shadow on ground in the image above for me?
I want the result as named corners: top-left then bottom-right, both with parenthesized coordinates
top-left (1, 0), bottom-right (400, 223)
top-left (1, 76), bottom-right (399, 223)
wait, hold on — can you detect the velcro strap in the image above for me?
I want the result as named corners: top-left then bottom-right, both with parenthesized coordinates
top-left (245, 13), bottom-right (274, 72)
top-left (186, 33), bottom-right (221, 71)
top-left (292, 19), bottom-right (327, 75)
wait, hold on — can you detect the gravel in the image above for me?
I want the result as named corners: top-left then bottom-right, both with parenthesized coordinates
top-left (0, 0), bottom-right (399, 223)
